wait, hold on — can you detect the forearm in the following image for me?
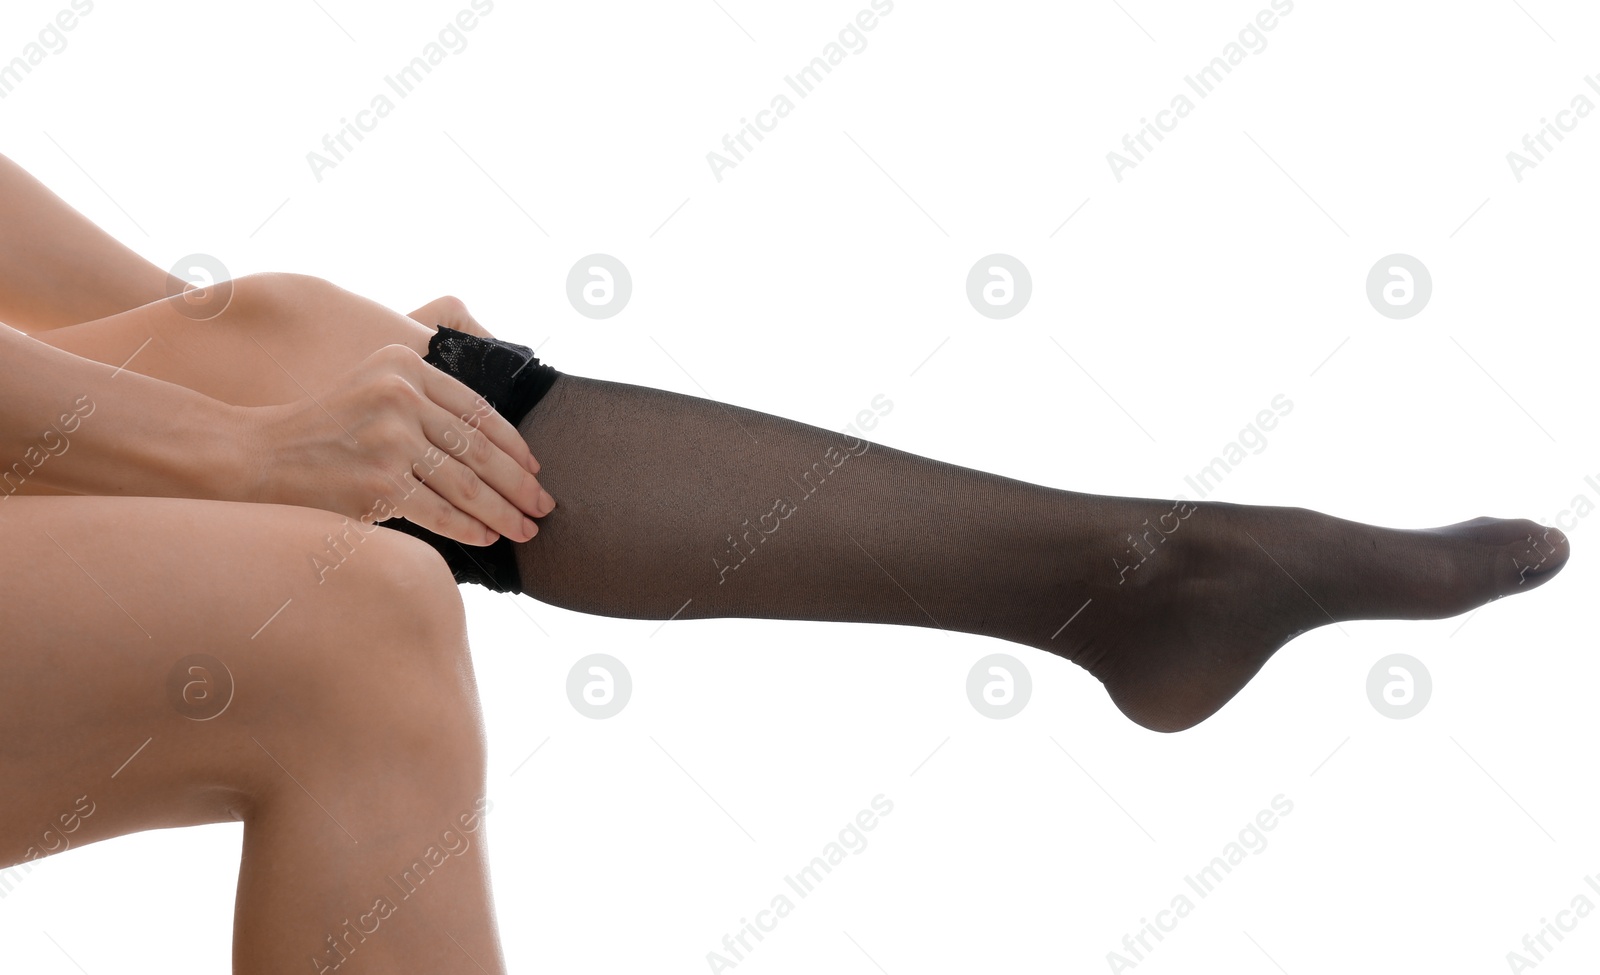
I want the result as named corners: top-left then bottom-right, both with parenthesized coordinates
top-left (0, 322), bottom-right (251, 502)
top-left (0, 153), bottom-right (187, 330)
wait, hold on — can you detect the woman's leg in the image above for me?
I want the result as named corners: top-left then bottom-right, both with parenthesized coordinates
top-left (33, 273), bottom-right (1572, 731)
top-left (32, 272), bottom-right (442, 407)
top-left (508, 378), bottom-right (1567, 732)
top-left (0, 153), bottom-right (190, 331)
top-left (0, 496), bottom-right (505, 973)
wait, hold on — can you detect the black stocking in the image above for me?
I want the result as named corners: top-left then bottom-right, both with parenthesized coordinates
top-left (391, 328), bottom-right (1569, 732)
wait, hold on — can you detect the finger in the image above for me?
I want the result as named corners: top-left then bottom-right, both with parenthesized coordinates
top-left (397, 473), bottom-right (499, 547)
top-left (418, 411), bottom-right (544, 541)
top-left (405, 355), bottom-right (550, 483)
top-left (415, 448), bottom-right (536, 544)
top-left (422, 404), bottom-right (550, 524)
top-left (427, 398), bottom-right (553, 519)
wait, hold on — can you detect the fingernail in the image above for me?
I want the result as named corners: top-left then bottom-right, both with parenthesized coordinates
top-left (523, 517), bottom-right (538, 538)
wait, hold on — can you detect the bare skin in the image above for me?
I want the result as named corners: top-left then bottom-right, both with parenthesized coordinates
top-left (0, 498), bottom-right (500, 973)
top-left (0, 155), bottom-right (531, 973)
top-left (0, 151), bottom-right (1573, 975)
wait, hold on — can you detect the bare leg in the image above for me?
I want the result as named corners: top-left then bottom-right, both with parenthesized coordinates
top-left (0, 496), bottom-right (506, 973)
top-left (35, 273), bottom-right (1572, 731)
top-left (0, 153), bottom-right (188, 330)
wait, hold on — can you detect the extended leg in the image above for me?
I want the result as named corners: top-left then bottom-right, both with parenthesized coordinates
top-left (510, 375), bottom-right (1568, 730)
top-left (35, 274), bottom-right (1572, 732)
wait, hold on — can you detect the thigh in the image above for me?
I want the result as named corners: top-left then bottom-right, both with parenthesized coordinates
top-left (0, 494), bottom-right (431, 869)
top-left (10, 275), bottom-right (437, 501)
top-left (29, 273), bottom-right (435, 408)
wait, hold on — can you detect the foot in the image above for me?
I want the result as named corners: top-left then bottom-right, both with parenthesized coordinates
top-left (1049, 502), bottom-right (1570, 733)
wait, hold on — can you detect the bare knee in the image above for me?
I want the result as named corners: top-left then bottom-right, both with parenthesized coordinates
top-left (330, 527), bottom-right (478, 716)
top-left (220, 272), bottom-right (435, 379)
top-left (228, 272), bottom-right (348, 321)
top-left (233, 527), bottom-right (483, 808)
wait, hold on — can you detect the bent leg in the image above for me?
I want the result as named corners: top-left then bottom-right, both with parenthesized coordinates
top-left (0, 496), bottom-right (504, 973)
top-left (31, 272), bottom-right (438, 407)
top-left (0, 153), bottom-right (189, 331)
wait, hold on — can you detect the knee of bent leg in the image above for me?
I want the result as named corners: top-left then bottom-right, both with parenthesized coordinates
top-left (216, 517), bottom-right (485, 816)
top-left (289, 527), bottom-right (482, 755)
top-left (369, 537), bottom-right (486, 779)
top-left (350, 526), bottom-right (474, 687)
top-left (226, 272), bottom-right (347, 327)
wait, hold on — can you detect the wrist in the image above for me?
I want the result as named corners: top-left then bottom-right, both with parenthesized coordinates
top-left (216, 403), bottom-right (276, 505)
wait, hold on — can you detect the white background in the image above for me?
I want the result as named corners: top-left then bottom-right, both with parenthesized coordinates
top-left (1, 0), bottom-right (1596, 972)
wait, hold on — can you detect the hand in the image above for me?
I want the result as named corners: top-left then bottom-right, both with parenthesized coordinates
top-left (251, 344), bottom-right (554, 545)
top-left (409, 295), bottom-right (495, 339)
